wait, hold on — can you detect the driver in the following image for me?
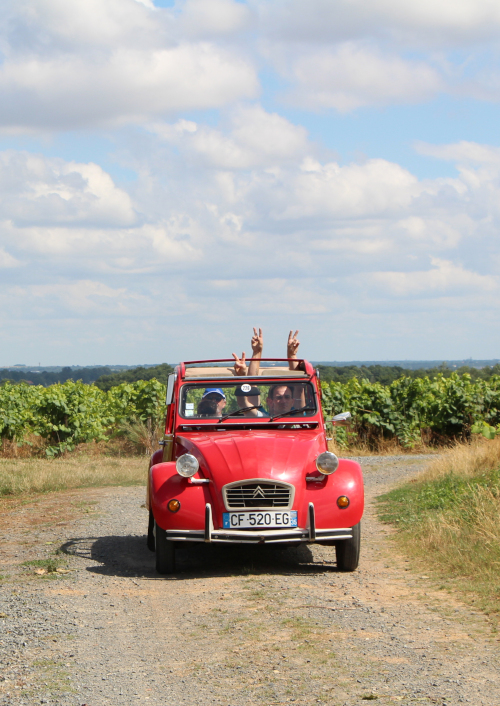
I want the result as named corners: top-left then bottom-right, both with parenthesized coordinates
top-left (196, 388), bottom-right (226, 417)
top-left (266, 384), bottom-right (294, 416)
top-left (266, 384), bottom-right (307, 417)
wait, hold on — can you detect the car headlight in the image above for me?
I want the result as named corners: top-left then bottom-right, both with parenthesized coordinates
top-left (176, 453), bottom-right (199, 478)
top-left (316, 451), bottom-right (339, 475)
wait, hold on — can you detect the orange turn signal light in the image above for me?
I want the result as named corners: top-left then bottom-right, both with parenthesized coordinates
top-left (337, 495), bottom-right (350, 509)
top-left (168, 499), bottom-right (181, 513)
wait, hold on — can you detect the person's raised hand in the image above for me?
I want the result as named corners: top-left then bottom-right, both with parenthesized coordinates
top-left (251, 327), bottom-right (263, 356)
top-left (287, 330), bottom-right (300, 358)
top-left (232, 351), bottom-right (247, 376)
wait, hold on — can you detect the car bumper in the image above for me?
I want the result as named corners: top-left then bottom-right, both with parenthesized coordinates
top-left (165, 502), bottom-right (354, 544)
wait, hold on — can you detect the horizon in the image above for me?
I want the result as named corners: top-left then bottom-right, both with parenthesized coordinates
top-left (3, 358), bottom-right (500, 373)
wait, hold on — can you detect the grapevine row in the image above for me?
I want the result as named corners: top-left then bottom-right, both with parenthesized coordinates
top-left (1, 372), bottom-right (499, 455)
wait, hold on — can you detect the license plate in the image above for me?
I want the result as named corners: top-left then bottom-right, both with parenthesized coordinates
top-left (223, 510), bottom-right (298, 529)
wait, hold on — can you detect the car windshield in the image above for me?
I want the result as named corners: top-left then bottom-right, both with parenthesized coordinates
top-left (179, 381), bottom-right (317, 420)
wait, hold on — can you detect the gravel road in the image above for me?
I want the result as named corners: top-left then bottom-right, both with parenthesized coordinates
top-left (1, 455), bottom-right (499, 706)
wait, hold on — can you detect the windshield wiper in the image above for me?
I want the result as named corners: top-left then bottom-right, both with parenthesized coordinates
top-left (218, 406), bottom-right (260, 423)
top-left (270, 406), bottom-right (316, 422)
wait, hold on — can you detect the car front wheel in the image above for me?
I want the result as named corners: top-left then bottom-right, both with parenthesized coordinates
top-left (155, 521), bottom-right (175, 574)
top-left (336, 522), bottom-right (360, 572)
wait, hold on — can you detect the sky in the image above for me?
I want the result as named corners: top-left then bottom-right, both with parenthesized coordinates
top-left (1, 0), bottom-right (500, 366)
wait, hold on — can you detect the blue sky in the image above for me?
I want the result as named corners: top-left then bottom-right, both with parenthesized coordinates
top-left (1, 0), bottom-right (500, 365)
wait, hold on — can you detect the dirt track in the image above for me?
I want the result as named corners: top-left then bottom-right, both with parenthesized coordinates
top-left (1, 455), bottom-right (499, 706)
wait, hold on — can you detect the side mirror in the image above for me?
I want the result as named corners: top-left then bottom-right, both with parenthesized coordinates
top-left (332, 411), bottom-right (351, 426)
top-left (166, 373), bottom-right (176, 406)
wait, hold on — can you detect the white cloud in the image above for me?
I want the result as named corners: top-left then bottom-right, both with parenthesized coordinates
top-left (0, 0), bottom-right (258, 131)
top-left (2, 135), bottom-right (500, 362)
top-left (410, 142), bottom-right (500, 224)
top-left (9, 280), bottom-right (151, 317)
top-left (150, 105), bottom-right (310, 169)
top-left (242, 157), bottom-right (420, 221)
top-left (282, 43), bottom-right (443, 111)
top-left (256, 0), bottom-right (500, 46)
top-left (4, 139), bottom-right (499, 284)
top-left (179, 0), bottom-right (254, 38)
top-left (3, 0), bottom-right (164, 54)
top-left (374, 0), bottom-right (500, 40)
top-left (0, 47), bottom-right (258, 131)
top-left (0, 248), bottom-right (20, 268)
top-left (1, 220), bottom-right (203, 274)
top-left (0, 151), bottom-right (136, 226)
top-left (254, 1), bottom-right (500, 110)
top-left (395, 216), bottom-right (465, 249)
top-left (370, 258), bottom-right (498, 297)
top-left (1, 0), bottom-right (499, 133)
top-left (416, 140), bottom-right (500, 164)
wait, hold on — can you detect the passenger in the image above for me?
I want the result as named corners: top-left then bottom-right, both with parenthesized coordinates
top-left (235, 384), bottom-right (269, 417)
top-left (196, 388), bottom-right (226, 417)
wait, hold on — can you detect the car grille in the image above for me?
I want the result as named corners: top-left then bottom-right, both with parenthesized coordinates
top-left (224, 482), bottom-right (292, 509)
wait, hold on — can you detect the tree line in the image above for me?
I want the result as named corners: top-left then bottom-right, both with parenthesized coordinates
top-left (0, 364), bottom-right (174, 389)
top-left (317, 363), bottom-right (500, 385)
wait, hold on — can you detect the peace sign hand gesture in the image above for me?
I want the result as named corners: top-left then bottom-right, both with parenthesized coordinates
top-left (287, 330), bottom-right (300, 370)
top-left (232, 351), bottom-right (247, 376)
top-left (287, 330), bottom-right (300, 358)
top-left (251, 327), bottom-right (263, 356)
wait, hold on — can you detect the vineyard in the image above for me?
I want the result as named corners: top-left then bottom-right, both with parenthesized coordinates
top-left (322, 373), bottom-right (500, 448)
top-left (0, 379), bottom-right (166, 456)
top-left (1, 373), bottom-right (500, 456)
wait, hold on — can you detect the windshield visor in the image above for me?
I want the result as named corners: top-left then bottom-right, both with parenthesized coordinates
top-left (179, 381), bottom-right (317, 420)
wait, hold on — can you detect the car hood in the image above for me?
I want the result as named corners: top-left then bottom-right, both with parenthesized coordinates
top-left (177, 429), bottom-right (325, 484)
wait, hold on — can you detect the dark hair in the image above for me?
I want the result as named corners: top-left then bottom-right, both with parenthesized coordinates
top-left (267, 384), bottom-right (293, 400)
top-left (235, 386), bottom-right (261, 397)
top-left (197, 398), bottom-right (219, 416)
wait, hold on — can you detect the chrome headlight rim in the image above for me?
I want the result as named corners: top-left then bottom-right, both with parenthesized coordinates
top-left (176, 453), bottom-right (199, 478)
top-left (316, 451), bottom-right (339, 475)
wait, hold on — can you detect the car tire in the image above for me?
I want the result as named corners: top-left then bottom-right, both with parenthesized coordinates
top-left (155, 521), bottom-right (175, 574)
top-left (147, 509), bottom-right (155, 552)
top-left (336, 522), bottom-right (360, 572)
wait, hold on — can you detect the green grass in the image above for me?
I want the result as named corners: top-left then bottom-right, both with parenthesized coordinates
top-left (378, 468), bottom-right (500, 527)
top-left (23, 557), bottom-right (66, 573)
top-left (377, 450), bottom-right (500, 620)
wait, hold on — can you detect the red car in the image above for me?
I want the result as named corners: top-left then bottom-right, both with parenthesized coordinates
top-left (146, 359), bottom-right (364, 574)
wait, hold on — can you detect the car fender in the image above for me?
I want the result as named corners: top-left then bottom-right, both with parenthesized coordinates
top-left (303, 459), bottom-right (364, 530)
top-left (150, 462), bottom-right (209, 531)
top-left (145, 449), bottom-right (164, 510)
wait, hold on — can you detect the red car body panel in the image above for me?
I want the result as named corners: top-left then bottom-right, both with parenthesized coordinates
top-left (151, 431), bottom-right (363, 532)
top-left (150, 464), bottom-right (208, 531)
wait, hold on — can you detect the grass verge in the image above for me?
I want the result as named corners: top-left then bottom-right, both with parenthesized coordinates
top-left (377, 438), bottom-right (500, 620)
top-left (0, 456), bottom-right (146, 496)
